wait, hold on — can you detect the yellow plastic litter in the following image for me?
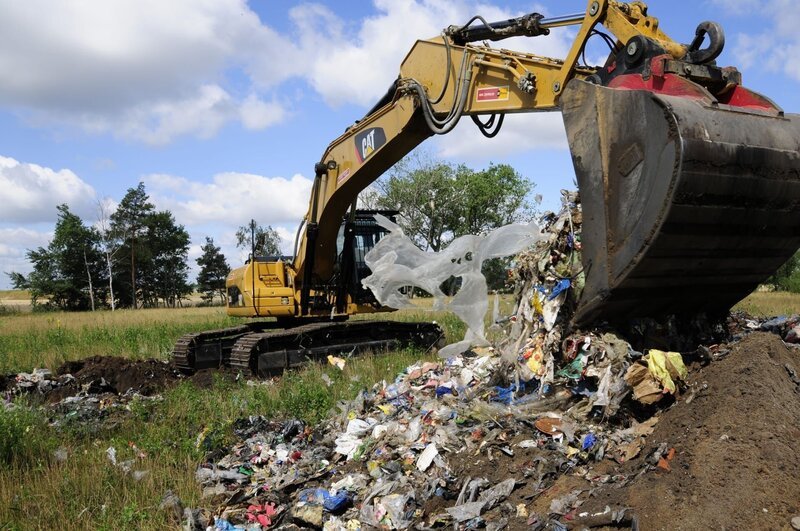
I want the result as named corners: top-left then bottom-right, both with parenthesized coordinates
top-left (327, 355), bottom-right (346, 370)
top-left (526, 346), bottom-right (545, 375)
top-left (565, 446), bottom-right (580, 458)
top-left (645, 349), bottom-right (687, 394)
top-left (531, 291), bottom-right (543, 316)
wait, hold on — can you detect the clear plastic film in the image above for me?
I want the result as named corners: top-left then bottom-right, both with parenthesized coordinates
top-left (362, 214), bottom-right (542, 357)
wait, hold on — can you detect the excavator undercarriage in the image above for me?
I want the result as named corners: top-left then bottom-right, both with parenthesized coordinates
top-left (173, 320), bottom-right (444, 377)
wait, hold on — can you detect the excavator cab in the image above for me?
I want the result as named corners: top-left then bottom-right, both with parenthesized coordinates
top-left (333, 210), bottom-right (398, 309)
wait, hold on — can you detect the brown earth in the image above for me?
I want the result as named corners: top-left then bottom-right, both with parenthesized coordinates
top-left (54, 356), bottom-right (182, 397)
top-left (579, 332), bottom-right (800, 530)
top-left (0, 356), bottom-right (237, 402)
top-left (430, 332), bottom-right (800, 530)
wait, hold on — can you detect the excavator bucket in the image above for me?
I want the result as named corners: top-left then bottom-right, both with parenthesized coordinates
top-left (561, 79), bottom-right (800, 326)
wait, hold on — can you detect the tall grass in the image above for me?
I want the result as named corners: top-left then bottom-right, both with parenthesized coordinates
top-left (0, 299), bottom-right (477, 373)
top-left (0, 348), bottom-right (431, 530)
top-left (0, 289), bottom-right (30, 299)
top-left (733, 291), bottom-right (800, 318)
top-left (0, 308), bottom-right (240, 372)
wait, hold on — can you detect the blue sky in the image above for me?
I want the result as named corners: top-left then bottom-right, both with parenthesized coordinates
top-left (1, 0), bottom-right (798, 288)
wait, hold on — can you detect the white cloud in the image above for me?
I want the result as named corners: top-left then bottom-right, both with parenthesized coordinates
top-left (282, 1), bottom-right (573, 108)
top-left (239, 95), bottom-right (287, 131)
top-left (144, 172), bottom-right (312, 273)
top-left (27, 86), bottom-right (289, 146)
top-left (435, 113), bottom-right (567, 159)
top-left (0, 0), bottom-right (291, 143)
top-left (0, 156), bottom-right (97, 223)
top-left (0, 0), bottom-right (579, 147)
top-left (0, 227), bottom-right (53, 284)
top-left (144, 171), bottom-right (313, 227)
top-left (725, 0), bottom-right (800, 82)
top-left (0, 228), bottom-right (51, 254)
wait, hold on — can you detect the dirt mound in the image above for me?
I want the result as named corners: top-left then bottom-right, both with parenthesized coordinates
top-left (47, 356), bottom-right (183, 401)
top-left (2, 354), bottom-right (247, 404)
top-left (583, 332), bottom-right (800, 530)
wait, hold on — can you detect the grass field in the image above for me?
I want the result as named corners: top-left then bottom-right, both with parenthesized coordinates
top-left (0, 292), bottom-right (798, 529)
top-left (0, 304), bottom-right (461, 530)
top-left (0, 307), bottom-right (240, 373)
top-left (732, 291), bottom-right (800, 317)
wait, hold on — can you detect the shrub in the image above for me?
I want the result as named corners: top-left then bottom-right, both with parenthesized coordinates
top-left (0, 404), bottom-right (55, 465)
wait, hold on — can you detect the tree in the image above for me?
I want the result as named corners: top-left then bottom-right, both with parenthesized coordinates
top-left (139, 211), bottom-right (192, 307)
top-left (373, 153), bottom-right (460, 252)
top-left (235, 220), bottom-right (282, 257)
top-left (768, 250), bottom-right (800, 292)
top-left (9, 204), bottom-right (105, 310)
top-left (97, 198), bottom-right (121, 310)
top-left (111, 183), bottom-right (154, 308)
top-left (373, 155), bottom-right (536, 290)
top-left (196, 237), bottom-right (230, 304)
top-left (450, 163), bottom-right (535, 236)
top-left (451, 163), bottom-right (536, 290)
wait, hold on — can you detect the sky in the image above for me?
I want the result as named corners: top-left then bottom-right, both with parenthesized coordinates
top-left (1, 0), bottom-right (799, 288)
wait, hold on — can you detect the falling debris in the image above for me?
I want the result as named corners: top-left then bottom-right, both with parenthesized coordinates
top-left (362, 213), bottom-right (543, 357)
top-left (327, 355), bottom-right (346, 371)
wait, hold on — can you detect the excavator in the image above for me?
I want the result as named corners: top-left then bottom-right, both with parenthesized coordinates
top-left (173, 0), bottom-right (800, 375)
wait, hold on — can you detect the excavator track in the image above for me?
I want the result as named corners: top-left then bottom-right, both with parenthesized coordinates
top-left (172, 323), bottom-right (280, 371)
top-left (228, 322), bottom-right (332, 374)
top-left (174, 320), bottom-right (444, 376)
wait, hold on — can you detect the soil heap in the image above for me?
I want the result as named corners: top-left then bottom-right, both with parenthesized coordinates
top-left (582, 332), bottom-right (800, 530)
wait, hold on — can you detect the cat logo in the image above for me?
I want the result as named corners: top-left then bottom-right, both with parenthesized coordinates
top-left (354, 127), bottom-right (386, 163)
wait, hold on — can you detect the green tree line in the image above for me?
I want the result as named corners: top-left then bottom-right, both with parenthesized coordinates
top-left (7, 156), bottom-right (540, 310)
top-left (7, 183), bottom-right (239, 310)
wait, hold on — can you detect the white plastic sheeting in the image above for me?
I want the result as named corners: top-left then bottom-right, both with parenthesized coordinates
top-left (362, 214), bottom-right (543, 357)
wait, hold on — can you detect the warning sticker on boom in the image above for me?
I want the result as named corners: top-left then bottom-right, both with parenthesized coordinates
top-left (476, 86), bottom-right (509, 102)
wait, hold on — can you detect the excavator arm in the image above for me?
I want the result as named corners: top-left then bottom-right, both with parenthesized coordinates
top-left (293, 0), bottom-right (645, 310)
top-left (292, 0), bottom-right (799, 323)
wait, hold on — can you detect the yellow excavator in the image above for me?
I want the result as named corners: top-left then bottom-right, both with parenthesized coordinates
top-left (173, 0), bottom-right (800, 375)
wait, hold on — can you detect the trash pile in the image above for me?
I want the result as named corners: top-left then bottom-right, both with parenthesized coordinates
top-left (2, 357), bottom-right (175, 430)
top-left (184, 191), bottom-right (800, 529)
top-left (733, 313), bottom-right (800, 344)
top-left (184, 193), bottom-right (705, 530)
top-left (578, 331), bottom-right (800, 530)
top-left (189, 349), bottom-right (662, 530)
top-left (3, 356), bottom-right (181, 401)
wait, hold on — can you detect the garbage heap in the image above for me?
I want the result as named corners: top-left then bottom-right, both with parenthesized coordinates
top-left (192, 350), bottom-right (661, 530)
top-left (189, 191), bottom-right (708, 530)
